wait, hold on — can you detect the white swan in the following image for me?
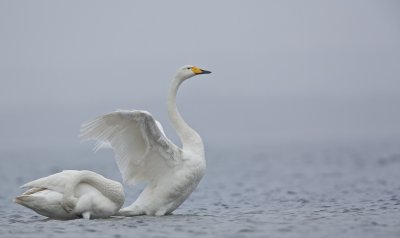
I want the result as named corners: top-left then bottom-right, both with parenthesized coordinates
top-left (80, 65), bottom-right (211, 216)
top-left (15, 170), bottom-right (125, 220)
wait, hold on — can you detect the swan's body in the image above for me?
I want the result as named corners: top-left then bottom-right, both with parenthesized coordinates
top-left (80, 65), bottom-right (211, 216)
top-left (15, 170), bottom-right (125, 220)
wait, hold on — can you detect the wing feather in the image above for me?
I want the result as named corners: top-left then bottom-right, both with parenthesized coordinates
top-left (80, 110), bottom-right (181, 185)
top-left (21, 170), bottom-right (79, 193)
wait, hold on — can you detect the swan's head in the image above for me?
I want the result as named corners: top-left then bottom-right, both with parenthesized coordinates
top-left (175, 65), bottom-right (211, 80)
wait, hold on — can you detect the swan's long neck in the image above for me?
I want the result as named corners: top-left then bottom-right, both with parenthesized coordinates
top-left (168, 76), bottom-right (204, 155)
top-left (67, 171), bottom-right (124, 205)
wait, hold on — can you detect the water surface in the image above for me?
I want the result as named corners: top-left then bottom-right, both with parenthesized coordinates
top-left (1, 141), bottom-right (400, 237)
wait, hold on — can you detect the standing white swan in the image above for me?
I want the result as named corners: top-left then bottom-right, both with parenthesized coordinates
top-left (15, 170), bottom-right (125, 220)
top-left (80, 65), bottom-right (211, 216)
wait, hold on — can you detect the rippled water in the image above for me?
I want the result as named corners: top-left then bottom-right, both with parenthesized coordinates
top-left (1, 141), bottom-right (400, 238)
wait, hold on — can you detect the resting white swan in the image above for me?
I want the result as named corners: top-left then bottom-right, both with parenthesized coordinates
top-left (80, 65), bottom-right (211, 216)
top-left (15, 170), bottom-right (125, 220)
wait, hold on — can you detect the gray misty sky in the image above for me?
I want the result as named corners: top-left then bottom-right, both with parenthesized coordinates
top-left (1, 0), bottom-right (400, 149)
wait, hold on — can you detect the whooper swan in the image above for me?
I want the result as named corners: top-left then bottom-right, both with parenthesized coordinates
top-left (80, 65), bottom-right (211, 216)
top-left (15, 170), bottom-right (125, 219)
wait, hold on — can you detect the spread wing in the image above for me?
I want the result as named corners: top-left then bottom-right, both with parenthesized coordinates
top-left (80, 110), bottom-right (182, 185)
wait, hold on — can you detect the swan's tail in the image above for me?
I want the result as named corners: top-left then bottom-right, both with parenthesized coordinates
top-left (116, 206), bottom-right (145, 216)
top-left (13, 195), bottom-right (36, 208)
top-left (16, 188), bottom-right (46, 208)
top-left (14, 196), bottom-right (25, 205)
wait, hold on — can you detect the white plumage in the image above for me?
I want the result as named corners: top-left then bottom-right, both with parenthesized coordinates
top-left (81, 65), bottom-right (211, 216)
top-left (15, 170), bottom-right (125, 220)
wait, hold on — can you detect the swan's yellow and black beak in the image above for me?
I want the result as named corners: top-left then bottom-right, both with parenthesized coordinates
top-left (191, 66), bottom-right (212, 75)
